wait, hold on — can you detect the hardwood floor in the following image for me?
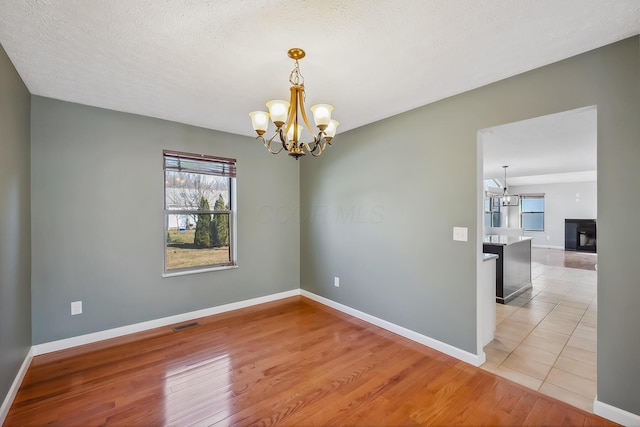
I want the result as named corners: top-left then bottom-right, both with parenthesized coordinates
top-left (5, 297), bottom-right (616, 426)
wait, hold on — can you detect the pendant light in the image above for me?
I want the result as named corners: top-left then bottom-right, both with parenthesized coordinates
top-left (501, 165), bottom-right (519, 207)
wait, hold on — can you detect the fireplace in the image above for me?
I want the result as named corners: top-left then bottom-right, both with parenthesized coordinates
top-left (565, 219), bottom-right (597, 253)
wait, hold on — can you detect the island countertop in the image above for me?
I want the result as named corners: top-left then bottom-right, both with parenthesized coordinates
top-left (482, 253), bottom-right (499, 262)
top-left (483, 235), bottom-right (533, 246)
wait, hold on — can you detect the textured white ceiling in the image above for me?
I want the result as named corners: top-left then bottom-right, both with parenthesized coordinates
top-left (0, 1), bottom-right (638, 138)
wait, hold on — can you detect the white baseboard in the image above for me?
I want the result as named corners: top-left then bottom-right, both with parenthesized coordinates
top-left (31, 287), bottom-right (482, 371)
top-left (594, 398), bottom-right (640, 426)
top-left (33, 289), bottom-right (301, 356)
top-left (301, 290), bottom-right (485, 367)
top-left (0, 347), bottom-right (33, 425)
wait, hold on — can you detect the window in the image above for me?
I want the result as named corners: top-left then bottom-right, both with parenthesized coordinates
top-left (484, 194), bottom-right (501, 227)
top-left (520, 194), bottom-right (544, 231)
top-left (163, 150), bottom-right (236, 274)
top-left (484, 179), bottom-right (501, 189)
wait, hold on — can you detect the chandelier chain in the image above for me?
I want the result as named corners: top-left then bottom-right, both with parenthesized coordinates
top-left (289, 60), bottom-right (305, 87)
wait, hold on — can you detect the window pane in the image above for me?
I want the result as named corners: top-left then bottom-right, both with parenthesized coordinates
top-left (484, 179), bottom-right (501, 188)
top-left (166, 213), bottom-right (231, 270)
top-left (521, 198), bottom-right (544, 212)
top-left (492, 212), bottom-right (501, 227)
top-left (491, 196), bottom-right (501, 210)
top-left (165, 171), bottom-right (230, 211)
top-left (522, 212), bottom-right (544, 231)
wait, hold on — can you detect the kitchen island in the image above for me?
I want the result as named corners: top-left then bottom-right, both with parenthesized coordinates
top-left (483, 235), bottom-right (533, 304)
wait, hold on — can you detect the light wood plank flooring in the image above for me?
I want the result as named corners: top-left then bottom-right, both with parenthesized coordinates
top-left (6, 296), bottom-right (616, 426)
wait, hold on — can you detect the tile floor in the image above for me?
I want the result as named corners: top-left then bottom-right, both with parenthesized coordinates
top-left (481, 248), bottom-right (598, 413)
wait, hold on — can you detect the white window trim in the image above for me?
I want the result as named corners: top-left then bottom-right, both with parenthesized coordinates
top-left (519, 193), bottom-right (545, 232)
top-left (162, 153), bottom-right (238, 276)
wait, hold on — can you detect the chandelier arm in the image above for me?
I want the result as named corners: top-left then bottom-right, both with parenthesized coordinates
top-left (301, 137), bottom-right (326, 157)
top-left (300, 142), bottom-right (315, 155)
top-left (309, 141), bottom-right (326, 157)
top-left (311, 131), bottom-right (328, 151)
top-left (276, 128), bottom-right (290, 153)
top-left (308, 134), bottom-right (322, 153)
top-left (297, 136), bottom-right (316, 155)
top-left (257, 134), bottom-right (284, 154)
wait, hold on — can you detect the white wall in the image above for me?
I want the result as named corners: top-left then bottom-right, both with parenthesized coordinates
top-left (508, 181), bottom-right (597, 248)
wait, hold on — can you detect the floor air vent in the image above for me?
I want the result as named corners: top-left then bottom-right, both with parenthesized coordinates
top-left (172, 322), bottom-right (199, 331)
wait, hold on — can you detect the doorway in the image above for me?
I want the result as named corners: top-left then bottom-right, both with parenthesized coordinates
top-left (477, 106), bottom-right (598, 413)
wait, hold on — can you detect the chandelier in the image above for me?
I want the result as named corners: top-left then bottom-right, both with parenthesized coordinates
top-left (249, 48), bottom-right (339, 159)
top-left (501, 165), bottom-right (519, 207)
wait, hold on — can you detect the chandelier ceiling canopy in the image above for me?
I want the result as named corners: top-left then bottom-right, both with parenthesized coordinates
top-left (249, 48), bottom-right (339, 160)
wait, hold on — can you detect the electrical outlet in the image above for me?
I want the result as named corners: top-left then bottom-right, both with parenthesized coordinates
top-left (453, 227), bottom-right (468, 242)
top-left (334, 277), bottom-right (340, 287)
top-left (71, 301), bottom-right (82, 315)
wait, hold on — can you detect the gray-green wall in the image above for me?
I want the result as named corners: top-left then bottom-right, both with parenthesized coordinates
top-left (0, 44), bottom-right (31, 404)
top-left (300, 37), bottom-right (640, 415)
top-left (30, 97), bottom-right (300, 344)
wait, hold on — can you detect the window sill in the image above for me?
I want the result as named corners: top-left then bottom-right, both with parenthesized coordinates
top-left (162, 264), bottom-right (238, 278)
